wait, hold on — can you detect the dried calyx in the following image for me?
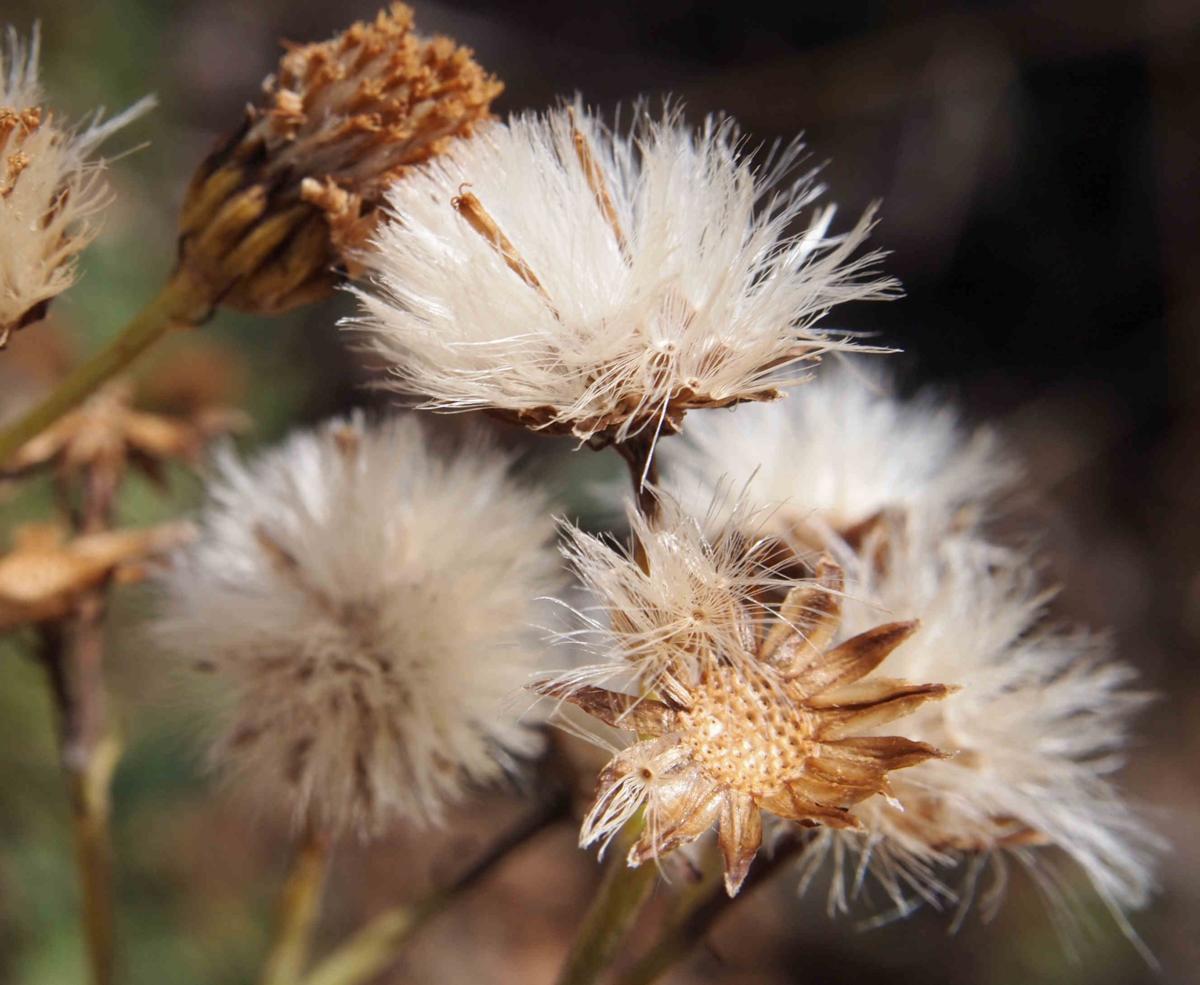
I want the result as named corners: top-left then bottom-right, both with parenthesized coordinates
top-left (0, 522), bottom-right (189, 632)
top-left (177, 2), bottom-right (501, 318)
top-left (3, 378), bottom-right (244, 490)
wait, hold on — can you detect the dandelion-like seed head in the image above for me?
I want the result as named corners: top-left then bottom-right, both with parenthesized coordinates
top-left (0, 26), bottom-right (152, 345)
top-left (537, 494), bottom-right (951, 895)
top-left (178, 3), bottom-right (501, 317)
top-left (798, 525), bottom-right (1158, 923)
top-left (356, 102), bottom-right (898, 445)
top-left (154, 415), bottom-right (558, 836)
top-left (665, 362), bottom-right (1017, 554)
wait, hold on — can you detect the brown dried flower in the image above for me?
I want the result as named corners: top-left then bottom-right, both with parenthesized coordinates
top-left (0, 522), bottom-right (188, 632)
top-left (177, 3), bottom-right (502, 317)
top-left (538, 528), bottom-right (954, 895)
top-left (3, 378), bottom-right (245, 496)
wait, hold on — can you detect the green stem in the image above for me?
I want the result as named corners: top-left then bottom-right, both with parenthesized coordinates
top-left (300, 792), bottom-right (568, 985)
top-left (261, 822), bottom-right (332, 985)
top-left (612, 840), bottom-right (807, 985)
top-left (556, 819), bottom-right (658, 985)
top-left (37, 617), bottom-right (123, 985)
top-left (0, 270), bottom-right (210, 464)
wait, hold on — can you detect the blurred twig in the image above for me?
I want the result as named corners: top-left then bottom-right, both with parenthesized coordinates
top-left (34, 458), bottom-right (125, 985)
top-left (613, 838), bottom-right (807, 985)
top-left (261, 821), bottom-right (332, 985)
top-left (300, 788), bottom-right (570, 985)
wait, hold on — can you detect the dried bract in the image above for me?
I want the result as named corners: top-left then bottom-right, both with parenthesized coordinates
top-left (177, 3), bottom-right (501, 317)
top-left (356, 102), bottom-right (897, 444)
top-left (0, 27), bottom-right (152, 345)
top-left (153, 415), bottom-right (558, 836)
top-left (0, 521), bottom-right (188, 632)
top-left (4, 378), bottom-right (245, 496)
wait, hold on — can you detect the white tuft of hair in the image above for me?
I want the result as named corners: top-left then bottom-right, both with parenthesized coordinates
top-left (351, 101), bottom-right (898, 442)
top-left (0, 26), bottom-right (154, 342)
top-left (663, 360), bottom-right (1018, 549)
top-left (153, 414), bottom-right (559, 836)
top-left (802, 523), bottom-right (1159, 928)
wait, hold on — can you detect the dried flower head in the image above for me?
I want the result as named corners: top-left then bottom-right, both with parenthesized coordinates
top-left (0, 26), bottom-right (153, 345)
top-left (177, 3), bottom-right (501, 317)
top-left (795, 526), bottom-right (1157, 926)
top-left (664, 362), bottom-right (1016, 553)
top-left (3, 378), bottom-right (245, 496)
top-left (153, 415), bottom-right (558, 835)
top-left (536, 497), bottom-right (951, 895)
top-left (355, 102), bottom-right (897, 445)
top-left (0, 521), bottom-right (187, 632)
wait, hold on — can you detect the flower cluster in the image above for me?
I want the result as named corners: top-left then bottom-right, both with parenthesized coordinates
top-left (0, 7), bottom-right (1156, 972)
top-left (656, 363), bottom-right (1156, 920)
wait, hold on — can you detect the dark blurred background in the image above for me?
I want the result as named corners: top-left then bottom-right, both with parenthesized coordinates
top-left (0, 1), bottom-right (1197, 983)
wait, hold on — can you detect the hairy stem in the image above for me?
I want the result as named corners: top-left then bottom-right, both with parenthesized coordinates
top-left (613, 840), bottom-right (807, 985)
top-left (300, 791), bottom-right (569, 985)
top-left (555, 818), bottom-right (658, 985)
top-left (261, 822), bottom-right (332, 985)
top-left (0, 269), bottom-right (211, 464)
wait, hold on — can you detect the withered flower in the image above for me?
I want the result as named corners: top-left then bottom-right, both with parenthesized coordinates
top-left (177, 3), bottom-right (501, 317)
top-left (3, 378), bottom-right (245, 497)
top-left (0, 27), bottom-right (152, 345)
top-left (0, 522), bottom-right (187, 632)
top-left (356, 102), bottom-right (896, 445)
top-left (538, 499), bottom-right (951, 896)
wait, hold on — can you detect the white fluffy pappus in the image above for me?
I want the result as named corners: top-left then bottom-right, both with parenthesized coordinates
top-left (352, 102), bottom-right (898, 443)
top-left (552, 491), bottom-right (790, 697)
top-left (795, 524), bottom-right (1158, 935)
top-left (0, 26), bottom-right (153, 345)
top-left (153, 414), bottom-right (560, 836)
top-left (663, 361), bottom-right (1017, 552)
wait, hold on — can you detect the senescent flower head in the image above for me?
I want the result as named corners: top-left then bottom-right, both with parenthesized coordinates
top-left (0, 26), bottom-right (152, 346)
top-left (797, 524), bottom-right (1157, 929)
top-left (177, 3), bottom-right (501, 317)
top-left (154, 415), bottom-right (558, 836)
top-left (536, 496), bottom-right (951, 895)
top-left (355, 102), bottom-right (898, 445)
top-left (664, 361), bottom-right (1017, 553)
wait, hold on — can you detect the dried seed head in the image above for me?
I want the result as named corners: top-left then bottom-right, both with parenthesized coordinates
top-left (355, 101), bottom-right (898, 445)
top-left (664, 361), bottom-right (1017, 556)
top-left (0, 521), bottom-right (189, 631)
top-left (177, 3), bottom-right (501, 318)
top-left (0, 27), bottom-right (152, 345)
top-left (537, 496), bottom-right (950, 895)
top-left (2, 376), bottom-right (245, 495)
top-left (797, 525), bottom-right (1158, 924)
top-left (153, 415), bottom-right (558, 836)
